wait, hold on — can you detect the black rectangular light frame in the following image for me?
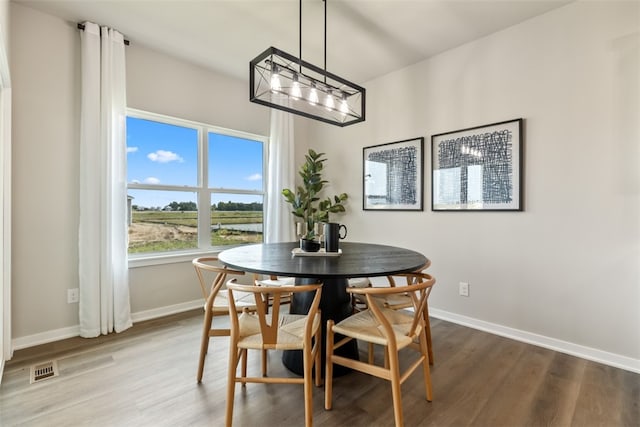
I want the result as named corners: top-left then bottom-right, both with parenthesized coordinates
top-left (250, 46), bottom-right (366, 127)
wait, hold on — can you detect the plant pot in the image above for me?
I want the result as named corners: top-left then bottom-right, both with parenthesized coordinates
top-left (300, 239), bottom-right (321, 252)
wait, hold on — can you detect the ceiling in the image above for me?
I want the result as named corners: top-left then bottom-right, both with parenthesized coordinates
top-left (15, 0), bottom-right (573, 83)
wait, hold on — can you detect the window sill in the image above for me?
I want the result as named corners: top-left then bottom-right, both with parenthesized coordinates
top-left (128, 251), bottom-right (211, 268)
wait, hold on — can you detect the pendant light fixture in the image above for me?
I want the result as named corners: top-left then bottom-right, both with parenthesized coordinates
top-left (249, 0), bottom-right (365, 127)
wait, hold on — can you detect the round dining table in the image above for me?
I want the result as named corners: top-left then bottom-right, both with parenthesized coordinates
top-left (218, 241), bottom-right (428, 375)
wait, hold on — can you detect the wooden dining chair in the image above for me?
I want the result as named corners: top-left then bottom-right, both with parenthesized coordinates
top-left (350, 259), bottom-right (435, 364)
top-left (225, 279), bottom-right (323, 427)
top-left (192, 256), bottom-right (256, 383)
top-left (325, 272), bottom-right (436, 427)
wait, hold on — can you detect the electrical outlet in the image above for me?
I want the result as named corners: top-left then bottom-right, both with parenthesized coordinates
top-left (459, 282), bottom-right (469, 297)
top-left (67, 288), bottom-right (79, 304)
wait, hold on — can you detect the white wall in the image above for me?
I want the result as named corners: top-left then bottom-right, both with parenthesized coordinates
top-left (9, 2), bottom-right (269, 343)
top-left (306, 1), bottom-right (640, 367)
top-left (11, 3), bottom-right (80, 341)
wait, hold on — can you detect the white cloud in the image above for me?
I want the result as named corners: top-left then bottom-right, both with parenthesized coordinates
top-left (147, 150), bottom-right (184, 163)
top-left (144, 177), bottom-right (160, 184)
top-left (127, 146), bottom-right (138, 153)
top-left (246, 173), bottom-right (262, 181)
top-left (130, 179), bottom-right (141, 184)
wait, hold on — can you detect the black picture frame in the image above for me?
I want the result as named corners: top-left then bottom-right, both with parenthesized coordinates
top-left (431, 118), bottom-right (523, 211)
top-left (363, 137), bottom-right (424, 211)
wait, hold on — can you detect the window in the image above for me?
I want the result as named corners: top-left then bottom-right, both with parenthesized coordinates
top-left (126, 109), bottom-right (266, 256)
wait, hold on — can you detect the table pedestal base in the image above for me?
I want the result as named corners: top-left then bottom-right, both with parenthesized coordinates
top-left (283, 277), bottom-right (358, 377)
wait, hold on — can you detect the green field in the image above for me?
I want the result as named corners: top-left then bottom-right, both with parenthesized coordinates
top-left (129, 210), bottom-right (263, 253)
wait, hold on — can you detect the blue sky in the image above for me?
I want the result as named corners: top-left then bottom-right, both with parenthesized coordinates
top-left (126, 117), bottom-right (263, 209)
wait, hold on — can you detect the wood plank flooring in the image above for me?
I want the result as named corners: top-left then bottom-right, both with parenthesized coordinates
top-left (1, 310), bottom-right (638, 426)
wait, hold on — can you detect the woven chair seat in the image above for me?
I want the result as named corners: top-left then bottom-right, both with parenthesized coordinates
top-left (373, 293), bottom-right (413, 309)
top-left (332, 307), bottom-right (420, 348)
top-left (255, 276), bottom-right (295, 287)
top-left (236, 312), bottom-right (320, 350)
top-left (210, 289), bottom-right (256, 314)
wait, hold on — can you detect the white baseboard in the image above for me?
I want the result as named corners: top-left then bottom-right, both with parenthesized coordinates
top-left (11, 299), bottom-right (202, 352)
top-left (130, 299), bottom-right (202, 323)
top-left (429, 308), bottom-right (640, 374)
top-left (12, 324), bottom-right (80, 351)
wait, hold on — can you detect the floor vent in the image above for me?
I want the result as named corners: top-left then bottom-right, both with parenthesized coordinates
top-left (30, 360), bottom-right (59, 384)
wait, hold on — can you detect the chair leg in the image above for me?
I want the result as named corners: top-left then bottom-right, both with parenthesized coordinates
top-left (262, 349), bottom-right (268, 377)
top-left (384, 347), bottom-right (390, 369)
top-left (303, 342), bottom-right (314, 427)
top-left (226, 346), bottom-right (239, 427)
top-left (314, 328), bottom-right (322, 387)
top-left (418, 329), bottom-right (433, 401)
top-left (197, 308), bottom-right (214, 383)
top-left (424, 308), bottom-right (434, 365)
top-left (388, 348), bottom-right (404, 427)
top-left (368, 342), bottom-right (374, 365)
top-left (241, 349), bottom-right (248, 386)
top-left (325, 320), bottom-right (335, 410)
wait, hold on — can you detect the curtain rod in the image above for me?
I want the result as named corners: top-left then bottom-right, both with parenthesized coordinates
top-left (77, 23), bottom-right (130, 46)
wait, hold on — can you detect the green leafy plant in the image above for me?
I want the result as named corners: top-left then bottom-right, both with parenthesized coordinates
top-left (282, 149), bottom-right (348, 240)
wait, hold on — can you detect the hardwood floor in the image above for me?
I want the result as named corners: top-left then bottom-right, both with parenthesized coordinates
top-left (1, 310), bottom-right (638, 426)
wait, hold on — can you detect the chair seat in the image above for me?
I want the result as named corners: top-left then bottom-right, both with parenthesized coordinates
top-left (332, 307), bottom-right (421, 348)
top-left (255, 276), bottom-right (295, 287)
top-left (372, 293), bottom-right (413, 309)
top-left (210, 289), bottom-right (256, 314)
top-left (237, 311), bottom-right (321, 350)
top-left (347, 277), bottom-right (371, 288)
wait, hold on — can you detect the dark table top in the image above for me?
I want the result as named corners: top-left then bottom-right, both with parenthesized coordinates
top-left (218, 241), bottom-right (428, 279)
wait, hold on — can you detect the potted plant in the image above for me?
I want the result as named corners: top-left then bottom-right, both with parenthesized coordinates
top-left (282, 149), bottom-right (348, 251)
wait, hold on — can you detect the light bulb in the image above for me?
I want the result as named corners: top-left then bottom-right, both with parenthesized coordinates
top-left (324, 91), bottom-right (335, 111)
top-left (291, 75), bottom-right (302, 100)
top-left (270, 65), bottom-right (281, 93)
top-left (308, 84), bottom-right (319, 105)
top-left (339, 93), bottom-right (349, 115)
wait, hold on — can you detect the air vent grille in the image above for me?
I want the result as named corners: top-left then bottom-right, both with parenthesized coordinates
top-left (30, 360), bottom-right (59, 383)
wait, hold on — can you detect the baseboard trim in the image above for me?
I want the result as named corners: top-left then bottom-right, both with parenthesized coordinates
top-left (429, 308), bottom-right (640, 374)
top-left (11, 299), bottom-right (202, 352)
top-left (130, 299), bottom-right (202, 323)
top-left (12, 325), bottom-right (80, 351)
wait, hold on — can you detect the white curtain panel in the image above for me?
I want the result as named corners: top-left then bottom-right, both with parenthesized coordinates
top-left (78, 22), bottom-right (132, 337)
top-left (265, 109), bottom-right (295, 243)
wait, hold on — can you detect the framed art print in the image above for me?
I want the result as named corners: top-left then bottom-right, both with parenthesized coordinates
top-left (431, 119), bottom-right (523, 211)
top-left (363, 137), bottom-right (424, 211)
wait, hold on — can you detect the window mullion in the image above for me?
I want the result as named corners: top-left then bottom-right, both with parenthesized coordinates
top-left (198, 127), bottom-right (210, 249)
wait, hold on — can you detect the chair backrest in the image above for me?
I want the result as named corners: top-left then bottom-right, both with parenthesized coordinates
top-left (192, 256), bottom-right (245, 301)
top-left (349, 272), bottom-right (435, 344)
top-left (385, 259), bottom-right (432, 287)
top-left (227, 280), bottom-right (322, 347)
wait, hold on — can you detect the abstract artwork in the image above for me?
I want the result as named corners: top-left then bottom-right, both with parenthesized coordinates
top-left (431, 119), bottom-right (523, 211)
top-left (363, 137), bottom-right (424, 211)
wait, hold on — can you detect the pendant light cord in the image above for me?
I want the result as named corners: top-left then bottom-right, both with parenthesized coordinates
top-left (299, 0), bottom-right (302, 73)
top-left (324, 0), bottom-right (327, 82)
top-left (298, 0), bottom-right (328, 80)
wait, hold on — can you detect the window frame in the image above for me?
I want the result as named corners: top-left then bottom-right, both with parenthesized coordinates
top-left (126, 108), bottom-right (267, 267)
